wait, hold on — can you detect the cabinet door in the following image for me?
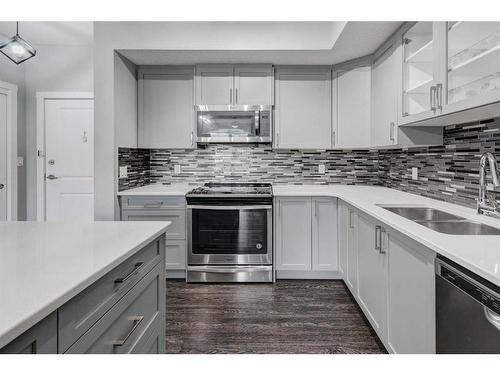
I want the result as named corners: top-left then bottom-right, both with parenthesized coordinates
top-left (0, 312), bottom-right (57, 354)
top-left (346, 208), bottom-right (358, 293)
top-left (371, 42), bottom-right (402, 147)
top-left (356, 213), bottom-right (388, 341)
top-left (165, 240), bottom-right (186, 270)
top-left (334, 63), bottom-right (371, 148)
top-left (400, 22), bottom-right (442, 123)
top-left (312, 198), bottom-right (338, 271)
top-left (274, 67), bottom-right (332, 149)
top-left (195, 65), bottom-right (234, 105)
top-left (387, 230), bottom-right (435, 353)
top-left (234, 65), bottom-right (274, 105)
top-left (337, 201), bottom-right (349, 277)
top-left (443, 21), bottom-right (500, 115)
top-left (275, 197), bottom-right (312, 271)
top-left (138, 67), bottom-right (195, 149)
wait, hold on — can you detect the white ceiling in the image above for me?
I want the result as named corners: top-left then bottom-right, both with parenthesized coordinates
top-left (0, 22), bottom-right (93, 46)
top-left (118, 21), bottom-right (402, 65)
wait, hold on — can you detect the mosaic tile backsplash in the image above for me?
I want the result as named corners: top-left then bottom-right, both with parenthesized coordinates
top-left (118, 117), bottom-right (500, 209)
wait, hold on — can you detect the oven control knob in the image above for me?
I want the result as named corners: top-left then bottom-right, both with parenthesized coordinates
top-left (256, 243), bottom-right (263, 250)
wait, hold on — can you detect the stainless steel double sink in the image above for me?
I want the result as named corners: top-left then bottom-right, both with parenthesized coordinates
top-left (378, 206), bottom-right (500, 235)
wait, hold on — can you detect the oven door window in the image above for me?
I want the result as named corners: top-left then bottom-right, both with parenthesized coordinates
top-left (191, 208), bottom-right (268, 254)
top-left (197, 111), bottom-right (257, 138)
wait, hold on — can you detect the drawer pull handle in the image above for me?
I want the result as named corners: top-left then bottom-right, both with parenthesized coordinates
top-left (112, 316), bottom-right (144, 347)
top-left (144, 202), bottom-right (163, 208)
top-left (484, 306), bottom-right (500, 331)
top-left (114, 262), bottom-right (144, 284)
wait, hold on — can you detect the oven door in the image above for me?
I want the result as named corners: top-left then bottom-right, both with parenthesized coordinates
top-left (187, 205), bottom-right (272, 265)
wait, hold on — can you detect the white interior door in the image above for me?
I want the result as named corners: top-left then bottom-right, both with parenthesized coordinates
top-left (0, 92), bottom-right (7, 221)
top-left (45, 99), bottom-right (94, 221)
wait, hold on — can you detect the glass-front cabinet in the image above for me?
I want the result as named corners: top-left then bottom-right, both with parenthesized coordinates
top-left (446, 22), bottom-right (500, 109)
top-left (400, 21), bottom-right (500, 125)
top-left (402, 22), bottom-right (437, 117)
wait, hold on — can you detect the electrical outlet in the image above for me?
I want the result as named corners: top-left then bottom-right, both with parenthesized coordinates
top-left (318, 164), bottom-right (326, 174)
top-left (411, 167), bottom-right (418, 181)
top-left (17, 156), bottom-right (24, 167)
top-left (174, 164), bottom-right (181, 174)
top-left (119, 166), bottom-right (128, 179)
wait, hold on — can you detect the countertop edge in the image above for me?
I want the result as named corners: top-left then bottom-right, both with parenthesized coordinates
top-left (0, 223), bottom-right (170, 349)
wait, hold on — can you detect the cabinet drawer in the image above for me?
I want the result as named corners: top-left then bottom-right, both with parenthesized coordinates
top-left (121, 196), bottom-right (185, 210)
top-left (65, 261), bottom-right (164, 354)
top-left (0, 312), bottom-right (57, 354)
top-left (122, 209), bottom-right (186, 240)
top-left (58, 236), bottom-right (164, 353)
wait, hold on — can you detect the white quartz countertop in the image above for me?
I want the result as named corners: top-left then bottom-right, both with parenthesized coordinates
top-left (117, 183), bottom-right (195, 196)
top-left (0, 221), bottom-right (170, 349)
top-left (273, 184), bottom-right (500, 287)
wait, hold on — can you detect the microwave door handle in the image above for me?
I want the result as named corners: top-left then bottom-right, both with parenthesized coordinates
top-left (255, 112), bottom-right (260, 136)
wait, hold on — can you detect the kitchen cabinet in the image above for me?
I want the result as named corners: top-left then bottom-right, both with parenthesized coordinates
top-left (386, 229), bottom-right (435, 354)
top-left (195, 64), bottom-right (273, 105)
top-left (120, 195), bottom-right (187, 277)
top-left (398, 21), bottom-right (500, 126)
top-left (0, 313), bottom-right (57, 354)
top-left (138, 66), bottom-right (195, 149)
top-left (371, 40), bottom-right (401, 147)
top-left (275, 197), bottom-right (312, 271)
top-left (234, 65), bottom-right (274, 105)
top-left (312, 198), bottom-right (338, 271)
top-left (333, 58), bottom-right (372, 148)
top-left (337, 201), bottom-right (358, 295)
top-left (0, 235), bottom-right (166, 354)
top-left (274, 196), bottom-right (338, 278)
top-left (274, 67), bottom-right (332, 149)
top-left (356, 212), bottom-right (388, 342)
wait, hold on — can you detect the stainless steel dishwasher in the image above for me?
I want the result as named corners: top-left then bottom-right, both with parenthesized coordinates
top-left (436, 256), bottom-right (500, 353)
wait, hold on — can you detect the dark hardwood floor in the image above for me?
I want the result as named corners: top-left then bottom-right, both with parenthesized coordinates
top-left (165, 280), bottom-right (386, 354)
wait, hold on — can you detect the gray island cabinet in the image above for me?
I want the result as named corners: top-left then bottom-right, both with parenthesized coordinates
top-left (0, 232), bottom-right (166, 354)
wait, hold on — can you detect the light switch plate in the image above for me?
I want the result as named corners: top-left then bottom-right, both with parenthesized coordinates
top-left (174, 164), bottom-right (181, 174)
top-left (119, 166), bottom-right (128, 179)
top-left (411, 167), bottom-right (418, 180)
top-left (318, 164), bottom-right (326, 174)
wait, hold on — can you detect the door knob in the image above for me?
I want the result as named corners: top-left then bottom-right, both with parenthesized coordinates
top-left (46, 174), bottom-right (59, 180)
top-left (0, 183), bottom-right (4, 189)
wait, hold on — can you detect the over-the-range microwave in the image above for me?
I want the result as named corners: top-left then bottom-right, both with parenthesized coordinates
top-left (194, 105), bottom-right (272, 144)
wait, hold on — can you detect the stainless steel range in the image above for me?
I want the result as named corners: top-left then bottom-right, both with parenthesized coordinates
top-left (186, 182), bottom-right (273, 283)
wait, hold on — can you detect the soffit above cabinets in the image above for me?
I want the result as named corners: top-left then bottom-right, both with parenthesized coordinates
top-left (117, 21), bottom-right (403, 65)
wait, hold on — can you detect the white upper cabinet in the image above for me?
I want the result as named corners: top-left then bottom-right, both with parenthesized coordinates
top-left (234, 65), bottom-right (274, 105)
top-left (274, 66), bottom-right (332, 149)
top-left (444, 22), bottom-right (500, 115)
top-left (138, 66), bottom-right (195, 149)
top-left (333, 58), bottom-right (372, 148)
top-left (371, 42), bottom-right (401, 147)
top-left (400, 22), bottom-right (445, 124)
top-left (195, 65), bottom-right (234, 105)
top-left (195, 64), bottom-right (273, 105)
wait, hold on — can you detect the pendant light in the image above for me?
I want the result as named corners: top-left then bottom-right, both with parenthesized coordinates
top-left (0, 22), bottom-right (36, 65)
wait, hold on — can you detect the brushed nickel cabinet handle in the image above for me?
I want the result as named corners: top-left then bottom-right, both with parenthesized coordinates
top-left (229, 88), bottom-right (232, 104)
top-left (235, 88), bottom-right (238, 104)
top-left (375, 225), bottom-right (382, 251)
top-left (379, 227), bottom-right (387, 254)
top-left (46, 174), bottom-right (59, 180)
top-left (114, 262), bottom-right (144, 284)
top-left (436, 83), bottom-right (443, 111)
top-left (112, 316), bottom-right (144, 347)
top-left (430, 85), bottom-right (437, 111)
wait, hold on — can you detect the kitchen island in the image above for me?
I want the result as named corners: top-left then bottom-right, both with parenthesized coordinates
top-left (0, 221), bottom-right (170, 353)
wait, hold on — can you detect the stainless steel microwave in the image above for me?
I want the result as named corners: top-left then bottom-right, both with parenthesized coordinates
top-left (194, 105), bottom-right (272, 144)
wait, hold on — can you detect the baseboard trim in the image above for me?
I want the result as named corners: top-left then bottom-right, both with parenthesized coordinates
top-left (276, 270), bottom-right (342, 280)
top-left (166, 270), bottom-right (186, 279)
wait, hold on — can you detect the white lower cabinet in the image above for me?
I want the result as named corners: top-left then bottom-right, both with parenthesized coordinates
top-left (356, 212), bottom-right (388, 342)
top-left (275, 197), bottom-right (339, 278)
top-left (386, 229), bottom-right (436, 354)
top-left (341, 204), bottom-right (436, 354)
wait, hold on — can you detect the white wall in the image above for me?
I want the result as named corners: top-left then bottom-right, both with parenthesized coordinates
top-left (0, 58), bottom-right (27, 219)
top-left (23, 44), bottom-right (93, 220)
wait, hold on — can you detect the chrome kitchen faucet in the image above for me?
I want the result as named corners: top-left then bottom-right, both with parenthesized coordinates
top-left (477, 152), bottom-right (500, 218)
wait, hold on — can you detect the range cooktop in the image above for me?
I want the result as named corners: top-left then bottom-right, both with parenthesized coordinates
top-left (186, 182), bottom-right (273, 197)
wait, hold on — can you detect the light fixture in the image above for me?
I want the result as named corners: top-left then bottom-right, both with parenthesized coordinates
top-left (0, 22), bottom-right (36, 65)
